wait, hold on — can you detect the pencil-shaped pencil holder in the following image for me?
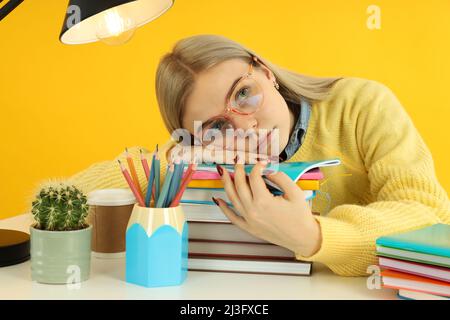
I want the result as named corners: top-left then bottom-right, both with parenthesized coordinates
top-left (125, 204), bottom-right (188, 288)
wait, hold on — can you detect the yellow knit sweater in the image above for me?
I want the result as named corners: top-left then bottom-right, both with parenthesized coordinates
top-left (68, 77), bottom-right (450, 276)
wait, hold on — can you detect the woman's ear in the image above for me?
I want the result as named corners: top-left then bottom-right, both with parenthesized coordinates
top-left (258, 64), bottom-right (279, 90)
top-left (258, 64), bottom-right (276, 82)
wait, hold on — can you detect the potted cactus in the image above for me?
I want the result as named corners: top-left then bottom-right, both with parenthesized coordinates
top-left (30, 182), bottom-right (92, 284)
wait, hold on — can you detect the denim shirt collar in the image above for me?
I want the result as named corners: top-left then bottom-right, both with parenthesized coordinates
top-left (279, 97), bottom-right (311, 161)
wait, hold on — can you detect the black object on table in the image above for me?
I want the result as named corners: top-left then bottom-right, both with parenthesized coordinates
top-left (0, 229), bottom-right (30, 267)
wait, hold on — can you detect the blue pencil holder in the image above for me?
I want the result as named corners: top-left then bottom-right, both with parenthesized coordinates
top-left (125, 204), bottom-right (188, 288)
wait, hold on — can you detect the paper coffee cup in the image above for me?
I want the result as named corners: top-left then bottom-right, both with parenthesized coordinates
top-left (87, 189), bottom-right (136, 258)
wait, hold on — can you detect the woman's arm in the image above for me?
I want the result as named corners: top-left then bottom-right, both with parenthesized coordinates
top-left (295, 82), bottom-right (450, 276)
top-left (69, 136), bottom-right (273, 194)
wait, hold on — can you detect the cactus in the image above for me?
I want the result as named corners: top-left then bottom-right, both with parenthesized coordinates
top-left (31, 182), bottom-right (89, 231)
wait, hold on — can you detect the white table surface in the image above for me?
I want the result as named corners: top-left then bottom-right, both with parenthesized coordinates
top-left (0, 214), bottom-right (397, 300)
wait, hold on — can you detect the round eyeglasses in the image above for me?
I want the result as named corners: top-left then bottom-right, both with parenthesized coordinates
top-left (197, 56), bottom-right (266, 146)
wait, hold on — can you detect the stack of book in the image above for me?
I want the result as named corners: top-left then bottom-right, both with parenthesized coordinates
top-left (179, 159), bottom-right (341, 276)
top-left (376, 224), bottom-right (450, 300)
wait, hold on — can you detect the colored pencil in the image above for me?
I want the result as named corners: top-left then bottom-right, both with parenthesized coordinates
top-left (156, 164), bottom-right (174, 208)
top-left (125, 148), bottom-right (144, 198)
top-left (118, 160), bottom-right (145, 207)
top-left (166, 161), bottom-right (183, 207)
top-left (154, 146), bottom-right (160, 204)
top-left (140, 149), bottom-right (151, 180)
top-left (145, 151), bottom-right (156, 207)
top-left (170, 163), bottom-right (197, 207)
top-left (166, 160), bottom-right (183, 207)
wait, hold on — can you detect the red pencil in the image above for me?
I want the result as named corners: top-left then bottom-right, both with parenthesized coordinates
top-left (118, 160), bottom-right (145, 207)
top-left (169, 163), bottom-right (197, 207)
top-left (140, 149), bottom-right (151, 180)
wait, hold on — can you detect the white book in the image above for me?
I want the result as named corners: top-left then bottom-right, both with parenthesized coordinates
top-left (181, 188), bottom-right (315, 206)
top-left (188, 221), bottom-right (269, 244)
top-left (382, 273), bottom-right (450, 297)
top-left (398, 289), bottom-right (449, 300)
top-left (379, 257), bottom-right (450, 282)
top-left (182, 203), bottom-right (235, 222)
top-left (182, 200), bottom-right (315, 223)
top-left (188, 240), bottom-right (295, 259)
top-left (376, 245), bottom-right (450, 267)
top-left (188, 255), bottom-right (311, 276)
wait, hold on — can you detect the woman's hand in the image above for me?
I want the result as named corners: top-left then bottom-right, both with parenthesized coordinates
top-left (213, 161), bottom-right (322, 258)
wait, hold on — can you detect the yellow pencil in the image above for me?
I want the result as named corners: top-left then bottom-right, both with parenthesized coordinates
top-left (126, 148), bottom-right (144, 199)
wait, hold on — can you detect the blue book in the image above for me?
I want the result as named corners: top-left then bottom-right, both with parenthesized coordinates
top-left (195, 158), bottom-right (341, 191)
top-left (376, 224), bottom-right (450, 267)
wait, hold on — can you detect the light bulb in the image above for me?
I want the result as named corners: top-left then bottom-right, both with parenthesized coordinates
top-left (96, 8), bottom-right (136, 45)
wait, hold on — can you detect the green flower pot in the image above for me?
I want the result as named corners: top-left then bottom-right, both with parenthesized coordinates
top-left (30, 225), bottom-right (92, 284)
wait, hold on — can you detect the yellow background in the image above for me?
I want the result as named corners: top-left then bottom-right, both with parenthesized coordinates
top-left (1, 0), bottom-right (449, 219)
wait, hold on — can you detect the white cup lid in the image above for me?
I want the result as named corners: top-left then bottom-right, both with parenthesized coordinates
top-left (87, 189), bottom-right (137, 206)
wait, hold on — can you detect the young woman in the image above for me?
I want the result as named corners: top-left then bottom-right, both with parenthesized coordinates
top-left (69, 34), bottom-right (449, 276)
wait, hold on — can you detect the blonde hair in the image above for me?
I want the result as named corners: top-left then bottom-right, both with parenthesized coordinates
top-left (156, 34), bottom-right (342, 133)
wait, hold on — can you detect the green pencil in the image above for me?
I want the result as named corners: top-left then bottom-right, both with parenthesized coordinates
top-left (165, 160), bottom-right (183, 207)
top-left (156, 164), bottom-right (174, 208)
top-left (154, 145), bottom-right (160, 205)
top-left (144, 151), bottom-right (156, 207)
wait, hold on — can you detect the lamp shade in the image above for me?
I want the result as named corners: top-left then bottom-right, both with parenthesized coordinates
top-left (60, 0), bottom-right (174, 44)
